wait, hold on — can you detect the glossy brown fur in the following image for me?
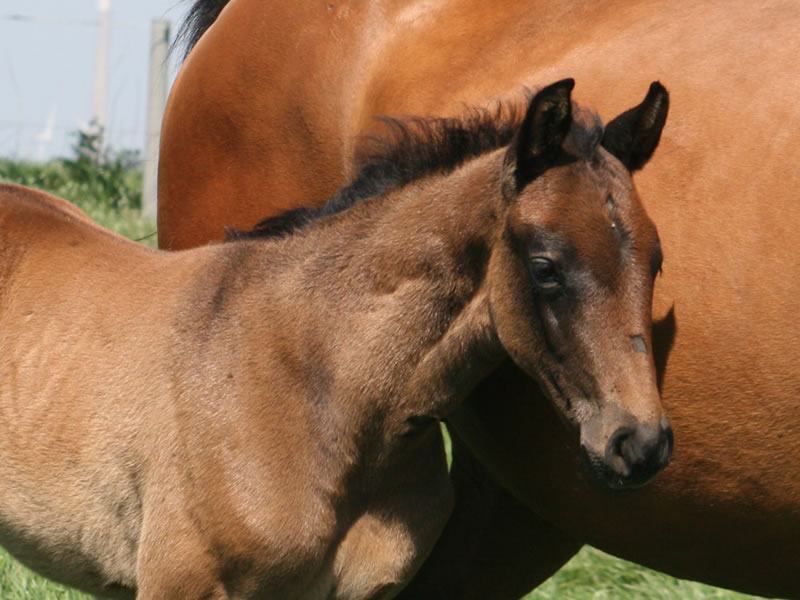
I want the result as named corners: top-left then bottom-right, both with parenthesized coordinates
top-left (158, 1), bottom-right (800, 597)
top-left (0, 86), bottom-right (667, 599)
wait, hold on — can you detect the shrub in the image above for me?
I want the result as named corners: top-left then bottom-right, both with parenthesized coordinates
top-left (0, 129), bottom-right (156, 246)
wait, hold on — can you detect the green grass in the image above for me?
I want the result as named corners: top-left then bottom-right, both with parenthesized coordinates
top-left (0, 159), bottom-right (773, 599)
top-left (526, 546), bottom-right (768, 600)
top-left (0, 549), bottom-right (91, 599)
top-left (0, 544), bottom-right (770, 600)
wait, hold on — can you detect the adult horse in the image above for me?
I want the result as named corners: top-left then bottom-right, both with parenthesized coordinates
top-left (0, 83), bottom-right (669, 598)
top-left (157, 1), bottom-right (800, 597)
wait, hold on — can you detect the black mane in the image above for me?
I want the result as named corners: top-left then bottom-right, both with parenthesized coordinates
top-left (175, 0), bottom-right (231, 58)
top-left (229, 99), bottom-right (605, 242)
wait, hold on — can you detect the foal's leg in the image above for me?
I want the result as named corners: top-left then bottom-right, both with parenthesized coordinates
top-left (137, 580), bottom-right (229, 600)
top-left (396, 428), bottom-right (581, 599)
top-left (137, 543), bottom-right (230, 599)
top-left (137, 545), bottom-right (229, 599)
top-left (135, 508), bottom-right (230, 600)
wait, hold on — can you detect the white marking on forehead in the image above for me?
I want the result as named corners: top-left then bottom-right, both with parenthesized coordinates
top-left (605, 194), bottom-right (630, 246)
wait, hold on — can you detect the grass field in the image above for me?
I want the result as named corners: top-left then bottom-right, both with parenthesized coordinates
top-left (0, 544), bottom-right (769, 600)
top-left (525, 547), bottom-right (768, 600)
top-left (0, 160), bottom-right (772, 599)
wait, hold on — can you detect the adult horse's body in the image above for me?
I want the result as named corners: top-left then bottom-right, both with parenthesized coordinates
top-left (0, 83), bottom-right (669, 598)
top-left (157, 1), bottom-right (800, 598)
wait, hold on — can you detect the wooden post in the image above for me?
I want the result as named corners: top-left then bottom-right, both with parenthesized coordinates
top-left (91, 0), bottom-right (111, 157)
top-left (142, 18), bottom-right (170, 220)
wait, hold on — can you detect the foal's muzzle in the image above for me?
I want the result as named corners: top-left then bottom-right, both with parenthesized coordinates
top-left (584, 417), bottom-right (673, 491)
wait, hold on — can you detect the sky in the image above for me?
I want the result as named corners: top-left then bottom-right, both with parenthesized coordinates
top-left (0, 0), bottom-right (190, 161)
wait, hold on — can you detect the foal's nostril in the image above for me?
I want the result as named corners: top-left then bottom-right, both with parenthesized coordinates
top-left (606, 427), bottom-right (637, 477)
top-left (604, 422), bottom-right (673, 488)
top-left (608, 428), bottom-right (632, 461)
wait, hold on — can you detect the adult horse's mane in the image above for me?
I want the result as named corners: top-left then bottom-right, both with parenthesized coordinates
top-left (176, 0), bottom-right (232, 57)
top-left (230, 101), bottom-right (605, 241)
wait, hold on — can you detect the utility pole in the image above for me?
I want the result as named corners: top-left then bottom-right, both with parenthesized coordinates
top-left (141, 18), bottom-right (170, 220)
top-left (91, 0), bottom-right (111, 157)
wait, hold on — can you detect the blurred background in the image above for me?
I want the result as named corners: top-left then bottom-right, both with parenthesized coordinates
top-left (0, 0), bottom-right (190, 222)
top-left (0, 0), bottom-right (187, 161)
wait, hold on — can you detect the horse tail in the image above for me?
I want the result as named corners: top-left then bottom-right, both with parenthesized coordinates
top-left (174, 0), bottom-right (232, 59)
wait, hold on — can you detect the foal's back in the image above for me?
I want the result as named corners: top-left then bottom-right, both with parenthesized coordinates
top-left (0, 184), bottom-right (449, 598)
top-left (0, 186), bottom-right (276, 596)
top-left (0, 185), bottom-right (238, 596)
top-left (0, 185), bottom-right (176, 594)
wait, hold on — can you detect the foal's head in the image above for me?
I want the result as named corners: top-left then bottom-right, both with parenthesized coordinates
top-left (489, 80), bottom-right (671, 490)
top-left (235, 80), bottom-right (671, 490)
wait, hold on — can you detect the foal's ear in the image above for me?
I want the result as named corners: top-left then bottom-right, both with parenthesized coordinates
top-left (602, 82), bottom-right (669, 172)
top-left (504, 79), bottom-right (575, 194)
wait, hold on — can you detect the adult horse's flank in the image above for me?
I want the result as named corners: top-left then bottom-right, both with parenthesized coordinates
top-left (158, 1), bottom-right (800, 597)
top-left (0, 82), bottom-right (668, 598)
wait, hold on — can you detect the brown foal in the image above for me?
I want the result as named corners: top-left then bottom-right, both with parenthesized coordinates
top-left (0, 81), bottom-right (668, 598)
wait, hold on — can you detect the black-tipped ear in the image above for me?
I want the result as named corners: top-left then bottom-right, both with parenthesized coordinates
top-left (602, 81), bottom-right (669, 171)
top-left (505, 79), bottom-right (575, 193)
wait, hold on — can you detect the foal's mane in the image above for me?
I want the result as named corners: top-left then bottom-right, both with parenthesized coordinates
top-left (229, 99), bottom-right (604, 241)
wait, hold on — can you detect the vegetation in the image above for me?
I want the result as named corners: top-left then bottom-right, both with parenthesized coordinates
top-left (0, 544), bottom-right (768, 600)
top-left (0, 129), bottom-right (156, 245)
top-left (0, 550), bottom-right (91, 600)
top-left (0, 146), bottom-right (768, 599)
top-left (526, 547), bottom-right (764, 600)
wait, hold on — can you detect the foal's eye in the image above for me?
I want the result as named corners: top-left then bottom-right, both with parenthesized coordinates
top-left (529, 257), bottom-right (562, 291)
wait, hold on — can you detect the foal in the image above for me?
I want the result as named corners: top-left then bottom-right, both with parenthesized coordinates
top-left (0, 80), bottom-right (669, 598)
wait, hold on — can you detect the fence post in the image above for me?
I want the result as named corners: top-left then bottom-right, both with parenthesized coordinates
top-left (142, 18), bottom-right (170, 221)
top-left (91, 0), bottom-right (111, 155)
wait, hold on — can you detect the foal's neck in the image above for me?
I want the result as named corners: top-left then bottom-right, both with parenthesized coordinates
top-left (223, 153), bottom-right (508, 480)
top-left (308, 152), bottom-right (507, 419)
